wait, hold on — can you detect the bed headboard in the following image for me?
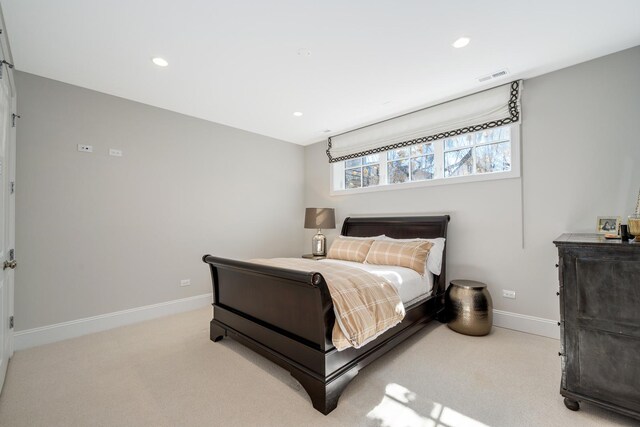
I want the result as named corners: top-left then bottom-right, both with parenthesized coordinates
top-left (341, 215), bottom-right (450, 296)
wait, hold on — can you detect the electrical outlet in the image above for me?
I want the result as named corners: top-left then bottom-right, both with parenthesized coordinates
top-left (77, 144), bottom-right (93, 153)
top-left (502, 289), bottom-right (516, 299)
top-left (109, 148), bottom-right (123, 157)
top-left (180, 279), bottom-right (191, 287)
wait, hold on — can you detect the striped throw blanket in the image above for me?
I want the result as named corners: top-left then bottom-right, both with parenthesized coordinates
top-left (250, 258), bottom-right (405, 351)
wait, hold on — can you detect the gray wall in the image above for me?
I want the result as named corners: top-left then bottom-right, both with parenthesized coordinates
top-left (305, 46), bottom-right (640, 321)
top-left (15, 72), bottom-right (305, 331)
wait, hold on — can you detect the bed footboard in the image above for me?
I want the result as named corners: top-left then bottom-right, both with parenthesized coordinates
top-left (204, 255), bottom-right (351, 413)
top-left (203, 255), bottom-right (335, 351)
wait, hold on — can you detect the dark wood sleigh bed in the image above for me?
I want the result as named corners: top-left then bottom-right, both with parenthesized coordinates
top-left (202, 215), bottom-right (450, 415)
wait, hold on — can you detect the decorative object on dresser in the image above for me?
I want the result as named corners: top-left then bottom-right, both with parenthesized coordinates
top-left (629, 187), bottom-right (640, 241)
top-left (628, 215), bottom-right (640, 242)
top-left (445, 280), bottom-right (493, 336)
top-left (203, 215), bottom-right (449, 415)
top-left (554, 234), bottom-right (640, 421)
top-left (620, 224), bottom-right (630, 242)
top-left (304, 208), bottom-right (336, 256)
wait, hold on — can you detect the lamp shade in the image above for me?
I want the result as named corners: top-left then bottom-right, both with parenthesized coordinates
top-left (304, 208), bottom-right (336, 229)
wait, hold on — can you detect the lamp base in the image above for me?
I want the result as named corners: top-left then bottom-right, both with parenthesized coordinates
top-left (312, 230), bottom-right (326, 256)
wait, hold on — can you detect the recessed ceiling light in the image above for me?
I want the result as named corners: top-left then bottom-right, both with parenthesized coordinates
top-left (293, 111), bottom-right (303, 117)
top-left (452, 37), bottom-right (470, 48)
top-left (152, 57), bottom-right (169, 67)
top-left (322, 129), bottom-right (332, 133)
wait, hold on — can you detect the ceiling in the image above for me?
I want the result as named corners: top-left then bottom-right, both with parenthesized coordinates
top-left (2, 1), bottom-right (639, 146)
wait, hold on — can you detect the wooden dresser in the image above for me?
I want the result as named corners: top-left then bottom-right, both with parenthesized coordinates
top-left (554, 234), bottom-right (640, 421)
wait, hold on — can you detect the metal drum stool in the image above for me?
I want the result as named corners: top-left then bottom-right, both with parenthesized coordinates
top-left (445, 280), bottom-right (493, 336)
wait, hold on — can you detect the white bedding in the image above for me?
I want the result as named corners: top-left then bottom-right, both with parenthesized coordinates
top-left (318, 259), bottom-right (434, 303)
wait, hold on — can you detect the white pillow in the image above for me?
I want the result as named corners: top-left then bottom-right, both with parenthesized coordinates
top-left (381, 236), bottom-right (445, 276)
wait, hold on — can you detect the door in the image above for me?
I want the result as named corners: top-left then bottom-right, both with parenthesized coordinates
top-left (0, 59), bottom-right (15, 393)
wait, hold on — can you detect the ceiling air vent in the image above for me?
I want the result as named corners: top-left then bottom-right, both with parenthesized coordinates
top-left (477, 68), bottom-right (509, 83)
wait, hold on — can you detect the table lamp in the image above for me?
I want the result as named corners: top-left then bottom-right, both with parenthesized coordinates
top-left (304, 208), bottom-right (336, 256)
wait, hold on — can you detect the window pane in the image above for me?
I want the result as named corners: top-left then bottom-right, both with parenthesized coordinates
top-left (444, 134), bottom-right (473, 151)
top-left (411, 155), bottom-right (434, 181)
top-left (363, 154), bottom-right (380, 165)
top-left (476, 141), bottom-right (511, 173)
top-left (411, 143), bottom-right (434, 156)
top-left (363, 165), bottom-right (380, 187)
top-left (345, 158), bottom-right (362, 168)
top-left (444, 148), bottom-right (473, 177)
top-left (345, 168), bottom-right (362, 188)
top-left (388, 160), bottom-right (410, 184)
top-left (475, 126), bottom-right (511, 145)
top-left (387, 147), bottom-right (410, 161)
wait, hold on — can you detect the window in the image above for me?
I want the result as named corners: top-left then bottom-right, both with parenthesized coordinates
top-left (444, 126), bottom-right (511, 177)
top-left (387, 143), bottom-right (434, 184)
top-left (331, 125), bottom-right (519, 194)
top-left (345, 154), bottom-right (381, 189)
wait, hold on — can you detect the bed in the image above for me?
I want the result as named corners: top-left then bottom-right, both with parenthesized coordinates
top-left (202, 215), bottom-right (450, 414)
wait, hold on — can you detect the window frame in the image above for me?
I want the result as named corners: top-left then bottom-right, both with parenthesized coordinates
top-left (329, 124), bottom-right (521, 196)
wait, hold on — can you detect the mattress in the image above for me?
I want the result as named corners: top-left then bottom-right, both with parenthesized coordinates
top-left (318, 259), bottom-right (434, 303)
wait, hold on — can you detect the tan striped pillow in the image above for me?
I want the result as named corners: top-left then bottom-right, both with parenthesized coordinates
top-left (327, 237), bottom-right (375, 263)
top-left (364, 240), bottom-right (433, 274)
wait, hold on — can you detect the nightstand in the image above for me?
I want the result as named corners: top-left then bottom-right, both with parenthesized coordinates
top-left (302, 254), bottom-right (326, 260)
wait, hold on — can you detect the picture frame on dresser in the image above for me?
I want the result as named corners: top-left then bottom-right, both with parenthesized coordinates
top-left (595, 216), bottom-right (621, 234)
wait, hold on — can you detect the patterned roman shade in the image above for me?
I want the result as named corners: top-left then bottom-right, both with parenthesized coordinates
top-left (326, 80), bottom-right (522, 163)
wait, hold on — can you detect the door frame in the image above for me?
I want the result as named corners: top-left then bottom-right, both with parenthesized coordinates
top-left (6, 83), bottom-right (15, 358)
top-left (0, 4), bottom-right (16, 376)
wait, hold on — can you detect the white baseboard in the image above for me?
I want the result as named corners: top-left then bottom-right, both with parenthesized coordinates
top-left (493, 309), bottom-right (559, 339)
top-left (14, 293), bottom-right (213, 351)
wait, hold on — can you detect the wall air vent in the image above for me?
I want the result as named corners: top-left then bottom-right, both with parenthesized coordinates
top-left (477, 68), bottom-right (509, 83)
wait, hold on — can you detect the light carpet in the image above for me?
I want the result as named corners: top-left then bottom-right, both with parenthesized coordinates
top-left (0, 308), bottom-right (635, 427)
